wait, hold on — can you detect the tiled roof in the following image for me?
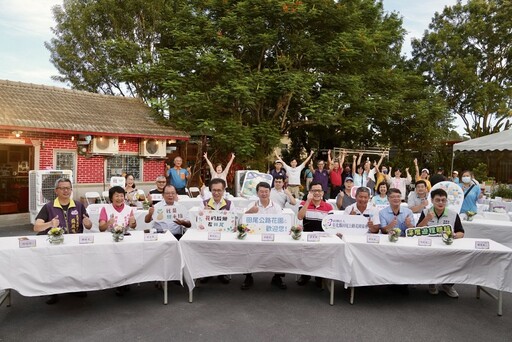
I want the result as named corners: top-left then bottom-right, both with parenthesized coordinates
top-left (0, 80), bottom-right (188, 139)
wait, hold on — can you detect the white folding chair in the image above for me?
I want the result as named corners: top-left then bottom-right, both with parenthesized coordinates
top-left (188, 187), bottom-right (201, 198)
top-left (84, 191), bottom-right (101, 206)
top-left (101, 190), bottom-right (110, 203)
top-left (184, 188), bottom-right (192, 198)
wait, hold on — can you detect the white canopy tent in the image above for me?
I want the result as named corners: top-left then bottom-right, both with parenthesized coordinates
top-left (451, 130), bottom-right (512, 182)
top-left (453, 129), bottom-right (512, 152)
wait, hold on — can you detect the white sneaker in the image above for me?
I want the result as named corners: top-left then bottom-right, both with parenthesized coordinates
top-left (441, 284), bottom-right (459, 298)
top-left (428, 284), bottom-right (439, 295)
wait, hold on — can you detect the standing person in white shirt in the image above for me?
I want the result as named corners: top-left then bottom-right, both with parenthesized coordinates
top-left (203, 151), bottom-right (235, 184)
top-left (274, 150), bottom-right (314, 198)
top-left (270, 175), bottom-right (297, 209)
top-left (242, 182), bottom-right (287, 291)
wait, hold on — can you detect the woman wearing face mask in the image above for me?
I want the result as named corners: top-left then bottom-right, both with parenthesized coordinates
top-left (458, 170), bottom-right (482, 214)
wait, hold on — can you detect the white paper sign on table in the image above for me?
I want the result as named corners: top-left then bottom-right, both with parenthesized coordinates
top-left (241, 214), bottom-right (292, 234)
top-left (18, 238), bottom-right (36, 248)
top-left (197, 210), bottom-right (236, 232)
top-left (307, 233), bottom-right (320, 242)
top-left (144, 233), bottom-right (158, 241)
top-left (208, 231), bottom-right (221, 240)
top-left (418, 237), bottom-right (432, 246)
top-left (366, 234), bottom-right (380, 244)
top-left (79, 235), bottom-right (94, 244)
top-left (322, 214), bottom-right (370, 236)
top-left (475, 240), bottom-right (490, 249)
top-left (261, 233), bottom-right (275, 241)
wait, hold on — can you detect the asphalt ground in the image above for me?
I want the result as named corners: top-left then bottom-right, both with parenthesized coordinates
top-left (0, 224), bottom-right (511, 342)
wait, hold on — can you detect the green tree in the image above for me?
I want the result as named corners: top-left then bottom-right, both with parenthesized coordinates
top-left (411, 0), bottom-right (512, 138)
top-left (47, 0), bottom-right (452, 165)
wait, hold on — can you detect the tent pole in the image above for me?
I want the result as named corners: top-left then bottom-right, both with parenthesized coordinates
top-left (450, 150), bottom-right (455, 176)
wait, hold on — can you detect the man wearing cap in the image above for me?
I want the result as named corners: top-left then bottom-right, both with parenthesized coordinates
top-left (336, 176), bottom-right (357, 210)
top-left (407, 180), bottom-right (429, 213)
top-left (269, 159), bottom-right (287, 188)
top-left (429, 167), bottom-right (447, 187)
top-left (148, 175), bottom-right (167, 205)
top-left (413, 158), bottom-right (432, 191)
top-left (450, 171), bottom-right (459, 183)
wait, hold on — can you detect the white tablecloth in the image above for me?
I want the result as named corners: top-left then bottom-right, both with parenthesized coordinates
top-left (343, 235), bottom-right (512, 292)
top-left (86, 204), bottom-right (152, 231)
top-left (0, 231), bottom-right (182, 296)
top-left (463, 219), bottom-right (512, 249)
top-left (180, 229), bottom-right (350, 292)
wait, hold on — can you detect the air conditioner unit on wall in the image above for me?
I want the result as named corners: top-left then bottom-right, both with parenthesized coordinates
top-left (139, 139), bottom-right (166, 158)
top-left (90, 137), bottom-right (118, 154)
top-left (29, 170), bottom-right (73, 224)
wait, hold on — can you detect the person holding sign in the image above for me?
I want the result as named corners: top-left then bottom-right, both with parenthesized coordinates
top-left (148, 175), bottom-right (167, 205)
top-left (203, 178), bottom-right (235, 211)
top-left (297, 181), bottom-right (334, 286)
top-left (378, 188), bottom-right (415, 236)
top-left (344, 187), bottom-right (380, 233)
top-left (99, 186), bottom-right (136, 232)
top-left (145, 185), bottom-right (191, 240)
top-left (417, 188), bottom-right (464, 298)
top-left (242, 182), bottom-right (287, 290)
top-left (407, 180), bottom-right (430, 213)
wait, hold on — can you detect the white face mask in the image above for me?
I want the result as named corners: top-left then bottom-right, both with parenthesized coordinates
top-left (462, 176), bottom-right (471, 184)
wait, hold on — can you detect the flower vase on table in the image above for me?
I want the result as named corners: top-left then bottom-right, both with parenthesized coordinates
top-left (111, 225), bottom-right (125, 242)
top-left (388, 228), bottom-right (401, 243)
top-left (290, 225), bottom-right (303, 240)
top-left (236, 224), bottom-right (250, 240)
top-left (465, 211), bottom-right (476, 221)
top-left (442, 231), bottom-right (454, 245)
top-left (142, 199), bottom-right (150, 210)
top-left (47, 227), bottom-right (65, 245)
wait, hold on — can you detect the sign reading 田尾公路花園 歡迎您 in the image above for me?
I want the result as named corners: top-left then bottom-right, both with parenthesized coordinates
top-left (241, 214), bottom-right (292, 234)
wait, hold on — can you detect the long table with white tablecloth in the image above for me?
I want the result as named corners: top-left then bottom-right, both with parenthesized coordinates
top-left (463, 219), bottom-right (512, 249)
top-left (180, 229), bottom-right (350, 303)
top-left (0, 231), bottom-right (182, 304)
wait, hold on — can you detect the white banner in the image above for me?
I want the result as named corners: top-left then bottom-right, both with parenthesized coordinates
top-left (321, 213), bottom-right (370, 235)
top-left (197, 210), bottom-right (237, 232)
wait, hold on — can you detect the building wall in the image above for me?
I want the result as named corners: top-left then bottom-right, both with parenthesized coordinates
top-left (0, 129), bottom-right (168, 185)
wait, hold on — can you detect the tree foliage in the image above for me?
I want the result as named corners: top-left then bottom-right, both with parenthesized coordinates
top-left (47, 0), bottom-right (453, 165)
top-left (412, 0), bottom-right (512, 138)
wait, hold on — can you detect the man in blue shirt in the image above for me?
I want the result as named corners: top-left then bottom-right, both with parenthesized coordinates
top-left (167, 156), bottom-right (190, 195)
top-left (379, 188), bottom-right (415, 236)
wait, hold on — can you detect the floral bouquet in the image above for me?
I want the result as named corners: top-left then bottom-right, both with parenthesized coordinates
top-left (47, 227), bottom-right (65, 245)
top-left (442, 231), bottom-right (454, 245)
top-left (142, 198), bottom-right (151, 210)
top-left (236, 224), bottom-right (250, 240)
top-left (465, 211), bottom-right (476, 221)
top-left (290, 225), bottom-right (303, 240)
top-left (388, 228), bottom-right (401, 243)
top-left (111, 225), bottom-right (125, 242)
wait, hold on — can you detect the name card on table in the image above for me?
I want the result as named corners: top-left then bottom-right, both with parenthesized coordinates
top-left (79, 235), bottom-right (94, 244)
top-left (307, 233), bottom-right (320, 242)
top-left (406, 224), bottom-right (452, 238)
top-left (241, 214), bottom-right (292, 234)
top-left (261, 233), bottom-right (275, 241)
top-left (475, 240), bottom-right (490, 249)
top-left (197, 210), bottom-right (237, 232)
top-left (366, 234), bottom-right (380, 244)
top-left (144, 233), bottom-right (158, 241)
top-left (18, 238), bottom-right (36, 248)
top-left (208, 231), bottom-right (222, 240)
top-left (322, 214), bottom-right (370, 236)
top-left (418, 237), bottom-right (432, 247)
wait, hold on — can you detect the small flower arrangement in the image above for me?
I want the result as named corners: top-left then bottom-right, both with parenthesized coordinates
top-left (142, 198), bottom-right (151, 210)
top-left (47, 227), bottom-right (65, 245)
top-left (290, 225), bottom-right (303, 240)
top-left (236, 224), bottom-right (250, 240)
top-left (465, 211), bottom-right (476, 221)
top-left (388, 228), bottom-right (401, 242)
top-left (111, 225), bottom-right (125, 242)
top-left (442, 231), bottom-right (454, 245)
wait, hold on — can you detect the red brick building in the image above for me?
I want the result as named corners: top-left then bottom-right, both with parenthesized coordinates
top-left (0, 80), bottom-right (188, 222)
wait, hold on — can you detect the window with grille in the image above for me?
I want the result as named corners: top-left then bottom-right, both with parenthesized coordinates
top-left (106, 155), bottom-right (141, 181)
top-left (55, 151), bottom-right (76, 181)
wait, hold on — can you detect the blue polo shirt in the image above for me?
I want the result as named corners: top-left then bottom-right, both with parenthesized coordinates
top-left (168, 167), bottom-right (189, 190)
top-left (379, 205), bottom-right (416, 236)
